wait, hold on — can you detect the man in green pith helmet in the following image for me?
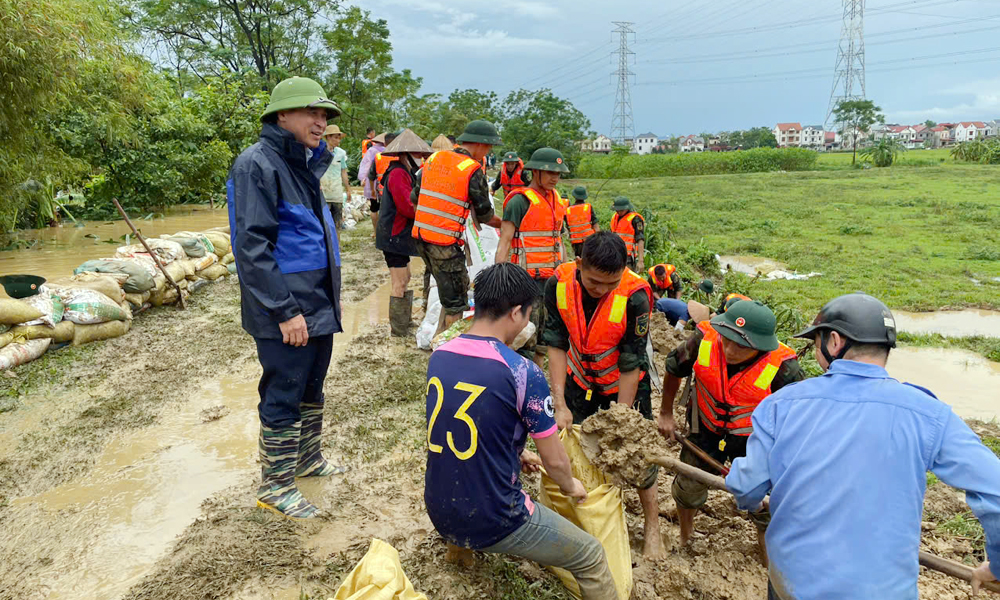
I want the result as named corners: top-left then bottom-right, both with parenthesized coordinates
top-left (495, 147), bottom-right (570, 366)
top-left (565, 185), bottom-right (598, 258)
top-left (610, 196), bottom-right (645, 272)
top-left (227, 76), bottom-right (347, 520)
top-left (491, 151), bottom-right (530, 197)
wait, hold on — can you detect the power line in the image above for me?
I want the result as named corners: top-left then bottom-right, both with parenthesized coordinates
top-left (610, 22), bottom-right (636, 146)
top-left (826, 0), bottom-right (867, 128)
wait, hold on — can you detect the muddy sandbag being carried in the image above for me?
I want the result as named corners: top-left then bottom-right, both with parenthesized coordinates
top-left (332, 539), bottom-right (428, 600)
top-left (0, 338), bottom-right (51, 370)
top-left (54, 288), bottom-right (128, 324)
top-left (10, 321), bottom-right (75, 343)
top-left (19, 286), bottom-right (64, 328)
top-left (537, 426), bottom-right (633, 600)
top-left (198, 264), bottom-right (229, 281)
top-left (49, 272), bottom-right (126, 304)
top-left (74, 259), bottom-right (155, 293)
top-left (0, 298), bottom-right (44, 326)
top-left (72, 319), bottom-right (129, 346)
top-left (116, 239), bottom-right (185, 264)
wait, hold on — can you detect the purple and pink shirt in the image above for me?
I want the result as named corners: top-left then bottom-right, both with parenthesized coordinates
top-left (423, 334), bottom-right (557, 549)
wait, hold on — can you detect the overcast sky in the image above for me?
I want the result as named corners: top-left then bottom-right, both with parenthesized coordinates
top-left (361, 0), bottom-right (1000, 136)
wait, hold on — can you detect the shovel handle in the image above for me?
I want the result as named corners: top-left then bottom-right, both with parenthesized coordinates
top-left (676, 433), bottom-right (730, 476)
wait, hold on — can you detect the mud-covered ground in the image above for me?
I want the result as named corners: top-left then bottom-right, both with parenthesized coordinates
top-left (0, 221), bottom-right (997, 600)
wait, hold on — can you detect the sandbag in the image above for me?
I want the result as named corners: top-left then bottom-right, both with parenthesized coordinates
top-left (0, 338), bottom-right (51, 370)
top-left (206, 225), bottom-right (230, 234)
top-left (20, 286), bottom-right (64, 328)
top-left (178, 260), bottom-right (197, 279)
top-left (332, 539), bottom-right (427, 600)
top-left (538, 427), bottom-right (632, 600)
top-left (74, 259), bottom-right (155, 293)
top-left (199, 264), bottom-right (228, 281)
top-left (431, 317), bottom-right (472, 350)
top-left (166, 236), bottom-right (206, 258)
top-left (152, 274), bottom-right (166, 294)
top-left (54, 288), bottom-right (128, 324)
top-left (226, 262), bottom-right (237, 275)
top-left (123, 292), bottom-right (145, 307)
top-left (201, 231), bottom-right (230, 257)
top-left (0, 331), bottom-right (14, 351)
top-left (149, 286), bottom-right (188, 307)
top-left (10, 321), bottom-right (75, 343)
top-left (49, 273), bottom-right (126, 304)
top-left (221, 252), bottom-right (235, 265)
top-left (72, 319), bottom-right (129, 346)
top-left (163, 261), bottom-right (186, 284)
top-left (192, 253), bottom-right (217, 271)
top-left (0, 299), bottom-right (44, 326)
top-left (116, 239), bottom-right (185, 264)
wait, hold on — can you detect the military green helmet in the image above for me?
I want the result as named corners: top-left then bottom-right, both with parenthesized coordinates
top-left (710, 300), bottom-right (779, 352)
top-left (261, 77), bottom-right (341, 122)
top-left (572, 186), bottom-right (588, 200)
top-left (457, 120), bottom-right (502, 145)
top-left (502, 151), bottom-right (520, 163)
top-left (524, 147), bottom-right (569, 173)
top-left (699, 279), bottom-right (715, 295)
top-left (612, 196), bottom-right (633, 211)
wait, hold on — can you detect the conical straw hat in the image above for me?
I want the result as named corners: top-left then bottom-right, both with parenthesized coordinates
top-left (383, 129), bottom-right (433, 156)
top-left (431, 134), bottom-right (453, 152)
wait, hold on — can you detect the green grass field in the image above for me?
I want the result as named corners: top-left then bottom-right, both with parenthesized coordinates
top-left (567, 162), bottom-right (1000, 316)
top-left (815, 147), bottom-right (956, 170)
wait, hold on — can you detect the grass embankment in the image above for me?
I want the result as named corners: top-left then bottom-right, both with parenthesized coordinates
top-left (575, 147), bottom-right (817, 179)
top-left (816, 148), bottom-right (956, 170)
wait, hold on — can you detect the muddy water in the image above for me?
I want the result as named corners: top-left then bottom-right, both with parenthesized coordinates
top-left (0, 207), bottom-right (229, 297)
top-left (887, 348), bottom-right (1000, 421)
top-left (15, 280), bottom-right (392, 600)
top-left (894, 309), bottom-right (1000, 338)
top-left (717, 254), bottom-right (787, 276)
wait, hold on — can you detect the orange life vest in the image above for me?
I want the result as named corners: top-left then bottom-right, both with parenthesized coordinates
top-left (503, 187), bottom-right (568, 279)
top-left (691, 321), bottom-right (797, 436)
top-left (411, 151), bottom-right (482, 246)
top-left (648, 264), bottom-right (677, 290)
top-left (499, 160), bottom-right (526, 196)
top-left (362, 138), bottom-right (374, 154)
top-left (566, 203), bottom-right (597, 244)
top-left (611, 211), bottom-right (641, 258)
top-left (555, 262), bottom-right (652, 396)
top-left (722, 293), bottom-right (752, 311)
top-left (375, 152), bottom-right (398, 199)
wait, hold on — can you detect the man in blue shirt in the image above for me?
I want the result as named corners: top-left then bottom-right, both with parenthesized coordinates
top-left (424, 263), bottom-right (616, 600)
top-left (726, 293), bottom-right (1000, 599)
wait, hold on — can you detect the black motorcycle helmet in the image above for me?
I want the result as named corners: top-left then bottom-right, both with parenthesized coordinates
top-left (794, 293), bottom-right (897, 365)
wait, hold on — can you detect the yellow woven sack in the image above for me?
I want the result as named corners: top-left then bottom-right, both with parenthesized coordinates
top-left (331, 538), bottom-right (427, 600)
top-left (537, 426), bottom-right (633, 600)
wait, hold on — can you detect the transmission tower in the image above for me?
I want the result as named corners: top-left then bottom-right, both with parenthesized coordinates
top-left (610, 22), bottom-right (635, 147)
top-left (825, 0), bottom-right (866, 129)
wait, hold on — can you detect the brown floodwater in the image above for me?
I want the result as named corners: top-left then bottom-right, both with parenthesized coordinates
top-left (15, 280), bottom-right (392, 600)
top-left (0, 207), bottom-right (230, 297)
top-left (887, 347), bottom-right (1000, 421)
top-left (894, 309), bottom-right (1000, 338)
top-left (717, 254), bottom-right (786, 276)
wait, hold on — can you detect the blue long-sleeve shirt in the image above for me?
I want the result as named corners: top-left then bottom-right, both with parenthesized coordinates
top-left (726, 359), bottom-right (1000, 600)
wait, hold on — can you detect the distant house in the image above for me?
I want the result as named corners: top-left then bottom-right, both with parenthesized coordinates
top-left (582, 134), bottom-right (613, 154)
top-left (954, 122), bottom-right (988, 143)
top-left (824, 131), bottom-right (838, 149)
top-left (930, 125), bottom-right (953, 147)
top-left (634, 133), bottom-right (659, 155)
top-left (773, 123), bottom-right (802, 147)
top-left (679, 135), bottom-right (705, 153)
top-left (989, 120), bottom-right (1000, 137)
top-left (801, 125), bottom-right (825, 148)
top-left (912, 124), bottom-right (931, 146)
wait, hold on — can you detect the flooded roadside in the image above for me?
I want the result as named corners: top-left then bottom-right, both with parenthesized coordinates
top-left (894, 309), bottom-right (1000, 338)
top-left (887, 347), bottom-right (1000, 421)
top-left (716, 254), bottom-right (820, 281)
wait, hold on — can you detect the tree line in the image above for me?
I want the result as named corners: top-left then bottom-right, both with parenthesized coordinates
top-left (0, 0), bottom-right (590, 230)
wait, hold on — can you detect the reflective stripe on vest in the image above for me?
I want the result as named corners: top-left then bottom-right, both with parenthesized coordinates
top-left (499, 160), bottom-right (526, 195)
top-left (648, 264), bottom-right (677, 290)
top-left (554, 262), bottom-right (653, 395)
top-left (566, 203), bottom-right (597, 243)
top-left (412, 151), bottom-right (481, 246)
top-left (691, 321), bottom-right (797, 436)
top-left (506, 188), bottom-right (568, 279)
top-left (611, 211), bottom-right (640, 258)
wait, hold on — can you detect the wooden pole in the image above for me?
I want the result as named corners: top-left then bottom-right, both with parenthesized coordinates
top-left (646, 454), bottom-right (1000, 595)
top-left (112, 198), bottom-right (185, 309)
top-left (675, 434), bottom-right (730, 476)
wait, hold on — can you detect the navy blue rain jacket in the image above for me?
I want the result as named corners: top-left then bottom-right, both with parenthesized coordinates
top-left (227, 123), bottom-right (342, 339)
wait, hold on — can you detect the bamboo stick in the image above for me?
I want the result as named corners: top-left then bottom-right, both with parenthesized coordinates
top-left (676, 434), bottom-right (730, 476)
top-left (112, 198), bottom-right (185, 309)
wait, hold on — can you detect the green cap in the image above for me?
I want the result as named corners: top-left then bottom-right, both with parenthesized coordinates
top-left (710, 300), bottom-right (779, 351)
top-left (523, 147), bottom-right (569, 173)
top-left (699, 279), bottom-right (715, 294)
top-left (261, 77), bottom-right (340, 122)
top-left (502, 151), bottom-right (520, 163)
top-left (457, 120), bottom-right (502, 145)
top-left (612, 196), bottom-right (633, 211)
top-left (572, 186), bottom-right (588, 200)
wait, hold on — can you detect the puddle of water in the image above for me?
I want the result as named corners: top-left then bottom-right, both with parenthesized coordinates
top-left (717, 254), bottom-right (787, 276)
top-left (0, 207), bottom-right (229, 297)
top-left (894, 309), bottom-right (1000, 338)
top-left (887, 347), bottom-right (1000, 422)
top-left (14, 280), bottom-right (392, 600)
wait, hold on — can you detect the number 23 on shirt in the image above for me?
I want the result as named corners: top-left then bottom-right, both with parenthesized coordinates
top-left (426, 377), bottom-right (485, 460)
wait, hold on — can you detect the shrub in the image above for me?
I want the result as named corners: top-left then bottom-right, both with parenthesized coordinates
top-left (860, 137), bottom-right (906, 167)
top-left (951, 139), bottom-right (1000, 164)
top-left (575, 147), bottom-right (818, 179)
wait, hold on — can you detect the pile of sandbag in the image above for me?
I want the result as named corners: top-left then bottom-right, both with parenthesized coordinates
top-left (0, 225), bottom-right (235, 370)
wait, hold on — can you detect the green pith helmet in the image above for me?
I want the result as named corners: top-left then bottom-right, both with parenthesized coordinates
top-left (710, 300), bottom-right (779, 352)
top-left (572, 186), bottom-right (588, 200)
top-left (457, 120), bottom-right (502, 145)
top-left (612, 196), bottom-right (633, 211)
top-left (524, 147), bottom-right (569, 173)
top-left (261, 77), bottom-right (340, 122)
top-left (699, 279), bottom-right (715, 295)
top-left (502, 151), bottom-right (520, 163)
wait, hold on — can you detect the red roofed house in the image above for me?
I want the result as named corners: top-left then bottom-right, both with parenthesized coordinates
top-left (773, 123), bottom-right (802, 147)
top-left (824, 131), bottom-right (837, 148)
top-left (931, 124), bottom-right (954, 147)
top-left (679, 135), bottom-right (705, 153)
top-left (954, 122), bottom-right (991, 143)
